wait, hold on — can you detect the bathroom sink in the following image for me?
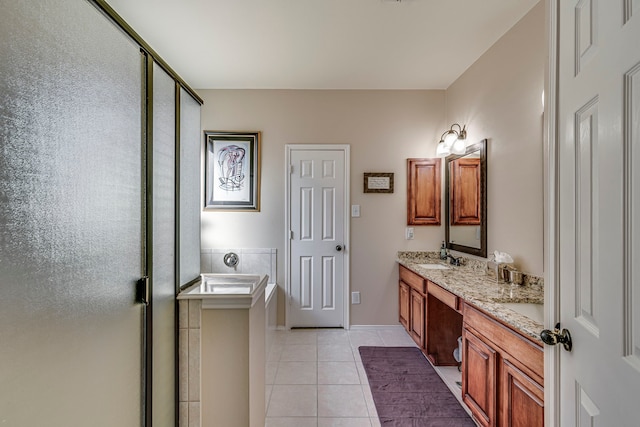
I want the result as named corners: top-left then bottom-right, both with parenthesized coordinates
top-left (500, 302), bottom-right (544, 324)
top-left (416, 263), bottom-right (450, 270)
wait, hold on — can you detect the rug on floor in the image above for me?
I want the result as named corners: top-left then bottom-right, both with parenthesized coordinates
top-left (359, 346), bottom-right (475, 427)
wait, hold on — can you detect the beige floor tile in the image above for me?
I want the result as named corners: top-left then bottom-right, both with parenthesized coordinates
top-left (268, 385), bottom-right (318, 417)
top-left (355, 362), bottom-right (369, 385)
top-left (317, 330), bottom-right (350, 345)
top-left (318, 344), bottom-right (355, 362)
top-left (266, 361), bottom-right (278, 385)
top-left (352, 347), bottom-right (363, 363)
top-left (285, 330), bottom-right (318, 344)
top-left (280, 344), bottom-right (317, 361)
top-left (268, 343), bottom-right (285, 361)
top-left (318, 362), bottom-right (360, 385)
top-left (349, 333), bottom-right (385, 350)
top-left (275, 361), bottom-right (318, 384)
top-left (318, 385), bottom-right (369, 418)
top-left (266, 384), bottom-right (273, 411)
top-left (266, 417), bottom-right (318, 427)
top-left (377, 328), bottom-right (418, 347)
top-left (361, 385), bottom-right (377, 417)
top-left (273, 331), bottom-right (289, 344)
top-left (318, 418), bottom-right (372, 427)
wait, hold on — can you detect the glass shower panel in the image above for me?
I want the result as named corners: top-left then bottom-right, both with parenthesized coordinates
top-left (0, 1), bottom-right (143, 426)
top-left (180, 88), bottom-right (202, 286)
top-left (151, 62), bottom-right (176, 426)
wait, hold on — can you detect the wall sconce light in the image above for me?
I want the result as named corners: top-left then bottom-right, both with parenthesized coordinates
top-left (436, 123), bottom-right (467, 157)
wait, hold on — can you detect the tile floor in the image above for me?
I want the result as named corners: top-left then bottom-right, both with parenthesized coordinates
top-left (265, 327), bottom-right (423, 427)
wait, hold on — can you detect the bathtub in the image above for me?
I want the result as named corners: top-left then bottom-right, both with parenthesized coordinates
top-left (178, 273), bottom-right (268, 309)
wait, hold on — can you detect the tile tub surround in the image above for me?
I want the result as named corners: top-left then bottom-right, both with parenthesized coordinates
top-left (201, 248), bottom-right (277, 281)
top-left (397, 251), bottom-right (544, 341)
top-left (178, 278), bottom-right (277, 427)
top-left (178, 299), bottom-right (201, 427)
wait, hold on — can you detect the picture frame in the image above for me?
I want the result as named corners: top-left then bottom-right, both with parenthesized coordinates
top-left (364, 172), bottom-right (394, 193)
top-left (204, 131), bottom-right (261, 211)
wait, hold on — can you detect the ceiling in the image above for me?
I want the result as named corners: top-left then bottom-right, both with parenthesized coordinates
top-left (106, 0), bottom-right (539, 90)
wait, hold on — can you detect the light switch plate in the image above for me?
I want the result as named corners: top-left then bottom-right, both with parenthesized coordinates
top-left (351, 205), bottom-right (360, 217)
top-left (406, 227), bottom-right (414, 240)
top-left (351, 291), bottom-right (361, 304)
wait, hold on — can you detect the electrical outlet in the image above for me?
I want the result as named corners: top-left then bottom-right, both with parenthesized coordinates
top-left (351, 291), bottom-right (361, 304)
top-left (406, 227), bottom-right (414, 240)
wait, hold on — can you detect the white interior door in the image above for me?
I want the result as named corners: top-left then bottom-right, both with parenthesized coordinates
top-left (287, 146), bottom-right (349, 328)
top-left (554, 0), bottom-right (640, 424)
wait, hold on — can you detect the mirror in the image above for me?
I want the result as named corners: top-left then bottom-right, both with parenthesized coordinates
top-left (445, 139), bottom-right (487, 257)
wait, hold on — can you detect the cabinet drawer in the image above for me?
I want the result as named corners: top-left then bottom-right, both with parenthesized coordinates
top-left (427, 281), bottom-right (458, 310)
top-left (399, 265), bottom-right (426, 293)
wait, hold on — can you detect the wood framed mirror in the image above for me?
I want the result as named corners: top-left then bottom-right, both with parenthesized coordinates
top-left (445, 139), bottom-right (487, 257)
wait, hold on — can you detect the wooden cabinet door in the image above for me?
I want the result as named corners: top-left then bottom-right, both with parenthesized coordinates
top-left (407, 158), bottom-right (441, 225)
top-left (462, 328), bottom-right (497, 427)
top-left (399, 280), bottom-right (410, 331)
top-left (450, 157), bottom-right (481, 225)
top-left (500, 359), bottom-right (544, 427)
top-left (409, 288), bottom-right (425, 348)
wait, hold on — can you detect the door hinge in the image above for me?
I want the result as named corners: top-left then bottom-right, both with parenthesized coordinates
top-left (289, 164), bottom-right (294, 174)
top-left (289, 230), bottom-right (294, 240)
top-left (137, 276), bottom-right (149, 305)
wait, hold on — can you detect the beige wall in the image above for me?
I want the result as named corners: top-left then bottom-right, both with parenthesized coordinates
top-left (445, 1), bottom-right (545, 274)
top-left (199, 90), bottom-right (446, 325)
top-left (198, 1), bottom-right (545, 326)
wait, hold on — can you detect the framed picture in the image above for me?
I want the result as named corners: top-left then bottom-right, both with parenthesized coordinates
top-left (204, 131), bottom-right (261, 211)
top-left (364, 172), bottom-right (394, 193)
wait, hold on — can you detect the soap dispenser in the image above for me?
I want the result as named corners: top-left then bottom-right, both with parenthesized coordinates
top-left (440, 241), bottom-right (447, 260)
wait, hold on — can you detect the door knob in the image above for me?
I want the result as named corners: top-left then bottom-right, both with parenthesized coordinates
top-left (540, 323), bottom-right (572, 352)
top-left (336, 245), bottom-right (344, 252)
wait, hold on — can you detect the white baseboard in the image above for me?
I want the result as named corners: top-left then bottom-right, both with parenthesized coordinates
top-left (275, 324), bottom-right (405, 331)
top-left (348, 324), bottom-right (405, 331)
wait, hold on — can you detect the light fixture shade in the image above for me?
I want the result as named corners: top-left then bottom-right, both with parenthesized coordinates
top-left (451, 137), bottom-right (466, 155)
top-left (443, 131), bottom-right (458, 147)
top-left (436, 141), bottom-right (450, 157)
top-left (435, 123), bottom-right (467, 157)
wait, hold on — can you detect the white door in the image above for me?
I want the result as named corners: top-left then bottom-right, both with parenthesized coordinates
top-left (553, 0), bottom-right (640, 424)
top-left (287, 146), bottom-right (350, 328)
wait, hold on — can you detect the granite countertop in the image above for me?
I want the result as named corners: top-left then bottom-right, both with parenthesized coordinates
top-left (397, 251), bottom-right (544, 343)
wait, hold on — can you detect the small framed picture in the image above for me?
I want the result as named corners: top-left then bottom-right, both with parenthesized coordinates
top-left (204, 131), bottom-right (261, 211)
top-left (364, 172), bottom-right (394, 193)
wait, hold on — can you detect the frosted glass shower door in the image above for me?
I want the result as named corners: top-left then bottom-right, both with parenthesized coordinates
top-left (0, 1), bottom-right (145, 426)
top-left (151, 62), bottom-right (177, 426)
top-left (179, 87), bottom-right (203, 286)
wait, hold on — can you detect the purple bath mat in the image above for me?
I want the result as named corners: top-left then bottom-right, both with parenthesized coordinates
top-left (359, 346), bottom-right (475, 426)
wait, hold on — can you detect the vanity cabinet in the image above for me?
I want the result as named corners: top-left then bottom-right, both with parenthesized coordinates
top-left (462, 328), bottom-right (497, 427)
top-left (425, 282), bottom-right (463, 366)
top-left (398, 266), bottom-right (426, 348)
top-left (410, 288), bottom-right (425, 347)
top-left (398, 266), bottom-right (462, 361)
top-left (399, 280), bottom-right (410, 330)
top-left (462, 303), bottom-right (543, 427)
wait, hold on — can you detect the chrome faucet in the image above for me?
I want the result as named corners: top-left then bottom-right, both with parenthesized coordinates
top-left (447, 254), bottom-right (461, 266)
